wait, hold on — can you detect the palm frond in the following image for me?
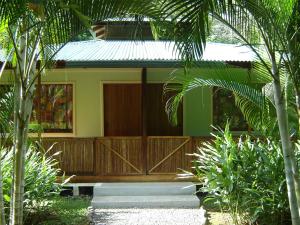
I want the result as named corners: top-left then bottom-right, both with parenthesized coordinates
top-left (234, 93), bottom-right (277, 135)
top-left (164, 69), bottom-right (270, 127)
top-left (0, 85), bottom-right (14, 141)
top-left (152, 0), bottom-right (215, 64)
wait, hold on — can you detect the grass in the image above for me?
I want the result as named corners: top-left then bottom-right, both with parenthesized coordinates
top-left (202, 200), bottom-right (233, 225)
top-left (23, 194), bottom-right (232, 225)
top-left (24, 196), bottom-right (91, 225)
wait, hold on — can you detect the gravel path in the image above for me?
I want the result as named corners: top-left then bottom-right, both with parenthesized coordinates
top-left (90, 208), bottom-right (207, 225)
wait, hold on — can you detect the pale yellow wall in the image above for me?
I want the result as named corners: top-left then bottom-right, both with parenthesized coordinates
top-left (42, 68), bottom-right (142, 137)
top-left (0, 66), bottom-right (252, 137)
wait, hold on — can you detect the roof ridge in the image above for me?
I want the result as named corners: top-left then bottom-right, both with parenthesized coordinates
top-left (67, 40), bottom-right (246, 47)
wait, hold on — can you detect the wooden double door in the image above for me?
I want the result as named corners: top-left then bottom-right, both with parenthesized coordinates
top-left (101, 83), bottom-right (192, 176)
top-left (103, 83), bottom-right (182, 137)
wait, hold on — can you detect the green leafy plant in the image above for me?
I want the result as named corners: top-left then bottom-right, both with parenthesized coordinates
top-left (1, 142), bottom-right (62, 210)
top-left (193, 124), bottom-right (290, 225)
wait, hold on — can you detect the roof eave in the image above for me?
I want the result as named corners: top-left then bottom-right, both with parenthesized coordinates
top-left (63, 60), bottom-right (252, 69)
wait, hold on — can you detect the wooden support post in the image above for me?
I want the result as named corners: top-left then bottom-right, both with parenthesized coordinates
top-left (141, 67), bottom-right (148, 175)
top-left (93, 138), bottom-right (97, 176)
top-left (37, 61), bottom-right (42, 140)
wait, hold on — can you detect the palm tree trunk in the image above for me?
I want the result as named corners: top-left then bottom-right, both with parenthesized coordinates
top-left (9, 18), bottom-right (40, 224)
top-left (10, 28), bottom-right (38, 224)
top-left (10, 29), bottom-right (26, 225)
top-left (293, 91), bottom-right (300, 215)
top-left (10, 29), bottom-right (30, 225)
top-left (10, 105), bottom-right (27, 225)
top-left (0, 154), bottom-right (6, 225)
top-left (273, 71), bottom-right (300, 224)
top-left (9, 69), bottom-right (20, 225)
top-left (296, 93), bottom-right (300, 135)
top-left (10, 75), bottom-right (26, 225)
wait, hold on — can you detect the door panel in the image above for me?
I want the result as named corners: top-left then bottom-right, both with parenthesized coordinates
top-left (104, 84), bottom-right (142, 136)
top-left (146, 84), bottom-right (183, 136)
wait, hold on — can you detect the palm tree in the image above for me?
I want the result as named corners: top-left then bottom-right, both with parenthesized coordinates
top-left (151, 0), bottom-right (300, 224)
top-left (0, 1), bottom-right (155, 225)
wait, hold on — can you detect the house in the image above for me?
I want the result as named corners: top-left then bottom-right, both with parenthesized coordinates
top-left (0, 39), bottom-right (256, 182)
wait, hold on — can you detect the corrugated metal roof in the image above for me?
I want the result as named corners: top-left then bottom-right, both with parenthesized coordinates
top-left (0, 40), bottom-right (255, 68)
top-left (54, 40), bottom-right (255, 63)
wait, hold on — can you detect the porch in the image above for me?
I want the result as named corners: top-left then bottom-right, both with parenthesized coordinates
top-left (43, 136), bottom-right (210, 182)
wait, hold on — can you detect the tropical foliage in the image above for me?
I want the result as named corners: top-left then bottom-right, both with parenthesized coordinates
top-left (0, 0), bottom-right (300, 224)
top-left (154, 1), bottom-right (300, 223)
top-left (0, 139), bottom-right (67, 225)
top-left (192, 125), bottom-right (290, 225)
top-left (0, 85), bottom-right (13, 140)
top-left (1, 144), bottom-right (62, 210)
top-left (164, 65), bottom-right (279, 135)
top-left (0, 85), bottom-right (13, 225)
top-left (0, 1), bottom-right (156, 224)
top-left (164, 65), bottom-right (299, 136)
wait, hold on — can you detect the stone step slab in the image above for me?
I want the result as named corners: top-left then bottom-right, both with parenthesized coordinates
top-left (91, 195), bottom-right (200, 209)
top-left (94, 182), bottom-right (196, 196)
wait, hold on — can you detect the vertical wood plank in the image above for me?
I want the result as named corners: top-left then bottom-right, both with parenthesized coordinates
top-left (42, 138), bottom-right (94, 175)
top-left (141, 67), bottom-right (148, 174)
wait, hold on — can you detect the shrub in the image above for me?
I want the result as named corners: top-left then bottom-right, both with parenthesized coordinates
top-left (1, 142), bottom-right (62, 210)
top-left (194, 125), bottom-right (290, 225)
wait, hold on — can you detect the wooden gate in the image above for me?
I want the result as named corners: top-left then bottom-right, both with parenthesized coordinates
top-left (94, 137), bottom-right (143, 176)
top-left (147, 136), bottom-right (194, 174)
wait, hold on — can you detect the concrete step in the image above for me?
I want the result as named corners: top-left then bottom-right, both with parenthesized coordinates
top-left (94, 182), bottom-right (195, 196)
top-left (91, 195), bottom-right (200, 208)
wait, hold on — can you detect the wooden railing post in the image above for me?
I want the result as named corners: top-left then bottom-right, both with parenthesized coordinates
top-left (141, 67), bottom-right (148, 175)
top-left (93, 138), bottom-right (97, 176)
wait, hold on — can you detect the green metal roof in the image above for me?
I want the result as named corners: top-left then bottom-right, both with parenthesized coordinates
top-left (0, 40), bottom-right (256, 68)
